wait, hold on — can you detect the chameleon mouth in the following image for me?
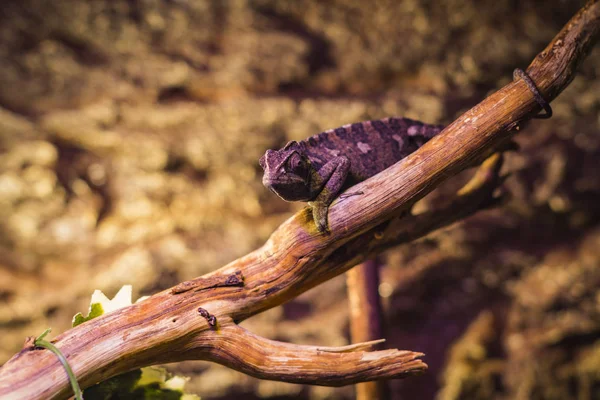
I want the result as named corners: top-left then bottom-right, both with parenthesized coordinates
top-left (265, 180), bottom-right (311, 202)
top-left (268, 176), bottom-right (306, 186)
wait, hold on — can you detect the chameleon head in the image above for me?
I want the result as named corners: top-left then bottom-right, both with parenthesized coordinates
top-left (260, 146), bottom-right (315, 202)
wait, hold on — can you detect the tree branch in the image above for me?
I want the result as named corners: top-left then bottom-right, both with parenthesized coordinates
top-left (199, 323), bottom-right (425, 386)
top-left (0, 1), bottom-right (598, 398)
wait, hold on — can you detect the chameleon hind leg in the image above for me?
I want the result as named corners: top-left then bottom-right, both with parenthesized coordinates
top-left (513, 68), bottom-right (553, 119)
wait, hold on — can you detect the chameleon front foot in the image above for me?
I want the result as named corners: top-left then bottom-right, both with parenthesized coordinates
top-left (309, 201), bottom-right (330, 233)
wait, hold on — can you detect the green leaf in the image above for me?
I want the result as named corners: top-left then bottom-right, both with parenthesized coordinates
top-left (72, 302), bottom-right (104, 327)
top-left (71, 286), bottom-right (201, 399)
top-left (84, 366), bottom-right (200, 400)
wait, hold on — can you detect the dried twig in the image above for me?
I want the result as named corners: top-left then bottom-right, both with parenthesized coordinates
top-left (0, 1), bottom-right (598, 399)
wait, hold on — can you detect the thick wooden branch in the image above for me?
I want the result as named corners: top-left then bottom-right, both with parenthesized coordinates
top-left (0, 1), bottom-right (598, 399)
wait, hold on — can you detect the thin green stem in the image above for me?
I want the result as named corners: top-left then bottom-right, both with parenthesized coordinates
top-left (34, 329), bottom-right (83, 400)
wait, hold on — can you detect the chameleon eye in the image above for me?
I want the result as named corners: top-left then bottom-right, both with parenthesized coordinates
top-left (288, 153), bottom-right (303, 173)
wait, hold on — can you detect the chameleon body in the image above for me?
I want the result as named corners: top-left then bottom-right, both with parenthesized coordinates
top-left (260, 117), bottom-right (444, 233)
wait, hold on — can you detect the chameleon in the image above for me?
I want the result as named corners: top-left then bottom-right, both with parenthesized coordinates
top-left (260, 69), bottom-right (552, 233)
top-left (260, 117), bottom-right (443, 233)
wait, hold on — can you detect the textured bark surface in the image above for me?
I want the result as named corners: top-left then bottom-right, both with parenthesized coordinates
top-left (0, 1), bottom-right (599, 399)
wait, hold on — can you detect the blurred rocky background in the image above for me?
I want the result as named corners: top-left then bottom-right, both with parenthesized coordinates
top-left (1, 0), bottom-right (599, 399)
